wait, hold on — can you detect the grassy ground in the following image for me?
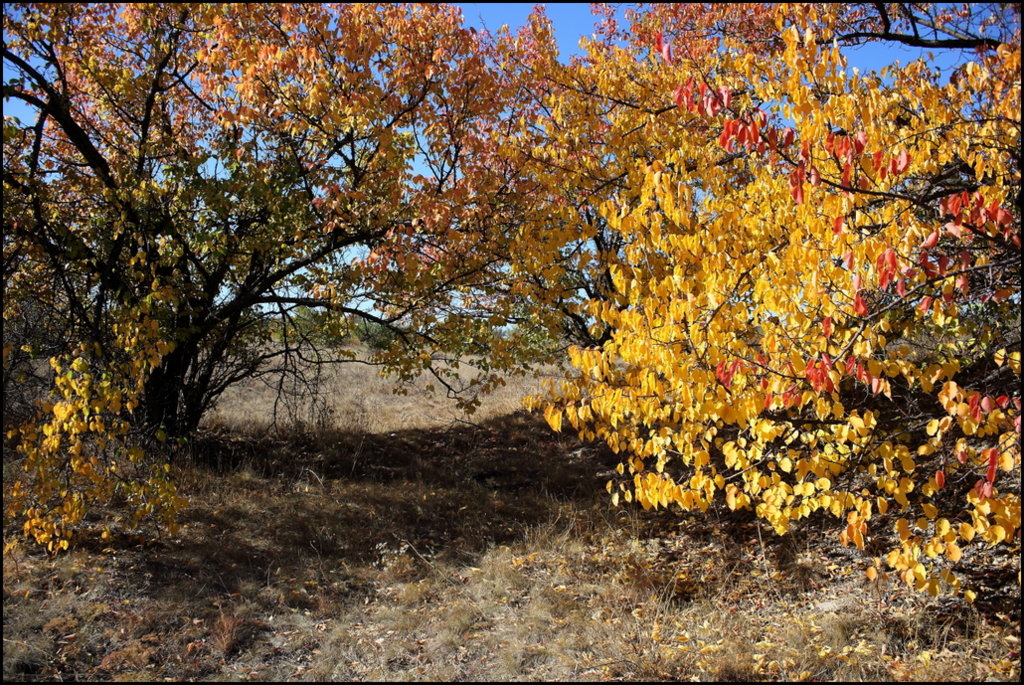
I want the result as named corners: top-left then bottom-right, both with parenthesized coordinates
top-left (3, 360), bottom-right (1021, 681)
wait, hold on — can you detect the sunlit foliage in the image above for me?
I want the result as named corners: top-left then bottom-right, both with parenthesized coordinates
top-left (516, 3), bottom-right (1020, 597)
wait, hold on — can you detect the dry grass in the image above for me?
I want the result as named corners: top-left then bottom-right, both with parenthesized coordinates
top-left (3, 354), bottom-right (1020, 681)
top-left (203, 348), bottom-right (552, 435)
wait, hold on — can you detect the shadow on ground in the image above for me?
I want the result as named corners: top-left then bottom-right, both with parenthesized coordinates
top-left (5, 411), bottom-right (1019, 682)
top-left (90, 411), bottom-right (620, 618)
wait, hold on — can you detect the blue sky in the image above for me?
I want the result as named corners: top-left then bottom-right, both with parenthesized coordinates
top-left (457, 2), bottom-right (604, 58)
top-left (457, 2), bottom-right (969, 74)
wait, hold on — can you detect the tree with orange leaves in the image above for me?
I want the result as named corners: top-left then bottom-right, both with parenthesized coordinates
top-left (3, 3), bottom-right (530, 549)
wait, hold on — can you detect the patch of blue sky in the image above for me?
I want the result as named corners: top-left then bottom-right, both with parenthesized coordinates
top-left (456, 3), bottom-right (981, 76)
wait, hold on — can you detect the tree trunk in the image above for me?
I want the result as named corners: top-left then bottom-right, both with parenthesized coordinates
top-left (139, 338), bottom-right (209, 439)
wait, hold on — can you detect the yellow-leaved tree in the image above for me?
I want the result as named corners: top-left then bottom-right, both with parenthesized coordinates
top-left (510, 3), bottom-right (1020, 597)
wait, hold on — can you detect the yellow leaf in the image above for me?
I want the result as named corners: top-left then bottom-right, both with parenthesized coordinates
top-left (896, 518), bottom-right (911, 541)
top-left (543, 405), bottom-right (563, 433)
top-left (998, 452), bottom-right (1015, 471)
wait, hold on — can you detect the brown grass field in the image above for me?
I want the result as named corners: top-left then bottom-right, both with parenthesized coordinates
top-left (3, 354), bottom-right (1021, 681)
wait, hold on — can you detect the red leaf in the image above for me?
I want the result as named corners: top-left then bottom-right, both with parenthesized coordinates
top-left (715, 360), bottom-right (732, 389)
top-left (654, 32), bottom-right (673, 63)
top-left (919, 253), bottom-right (936, 278)
top-left (921, 230), bottom-right (940, 249)
top-left (709, 93), bottom-right (723, 116)
top-left (854, 130), bottom-right (867, 154)
top-left (822, 316), bottom-right (832, 337)
top-left (985, 449), bottom-right (998, 484)
top-left (935, 470), bottom-right (946, 489)
top-left (789, 166), bottom-right (805, 204)
top-left (970, 393), bottom-right (982, 422)
top-left (885, 249), bottom-right (898, 272)
top-left (833, 216), bottom-right (845, 234)
top-left (718, 86), bottom-right (731, 109)
top-left (854, 292), bottom-right (868, 317)
top-left (879, 268), bottom-right (892, 291)
top-left (989, 205), bottom-right (1013, 226)
top-left (719, 124), bottom-right (733, 150)
top-left (890, 149), bottom-right (911, 175)
top-left (748, 121), bottom-right (761, 144)
top-left (944, 221), bottom-right (964, 238)
top-left (918, 296), bottom-right (933, 314)
top-left (944, 192), bottom-right (965, 216)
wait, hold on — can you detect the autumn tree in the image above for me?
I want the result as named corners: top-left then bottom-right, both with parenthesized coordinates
top-left (516, 3), bottom-right (1020, 596)
top-left (2, 3), bottom-right (535, 549)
